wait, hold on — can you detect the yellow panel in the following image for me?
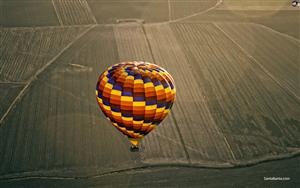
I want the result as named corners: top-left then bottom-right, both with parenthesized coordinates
top-left (155, 85), bottom-right (164, 91)
top-left (171, 88), bottom-right (176, 95)
top-left (145, 105), bottom-right (157, 110)
top-left (102, 76), bottom-right (108, 82)
top-left (122, 116), bottom-right (133, 121)
top-left (111, 89), bottom-right (122, 96)
top-left (165, 87), bottom-right (171, 93)
top-left (129, 138), bottom-right (139, 146)
top-left (156, 107), bottom-right (165, 113)
top-left (119, 127), bottom-right (126, 131)
top-left (133, 133), bottom-right (141, 138)
top-left (112, 111), bottom-right (121, 117)
top-left (141, 123), bottom-right (151, 129)
top-left (127, 75), bottom-right (134, 80)
top-left (97, 98), bottom-right (103, 104)
top-left (103, 105), bottom-right (111, 111)
top-left (134, 79), bottom-right (143, 84)
top-left (121, 96), bottom-right (133, 102)
top-left (133, 101), bottom-right (146, 107)
top-left (133, 120), bottom-right (143, 124)
top-left (105, 83), bottom-right (113, 89)
top-left (144, 82), bottom-right (154, 88)
top-left (143, 122), bottom-right (152, 126)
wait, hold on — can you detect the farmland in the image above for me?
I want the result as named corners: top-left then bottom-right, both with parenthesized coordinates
top-left (52, 0), bottom-right (97, 25)
top-left (0, 26), bottom-right (89, 82)
top-left (87, 0), bottom-right (218, 23)
top-left (0, 0), bottom-right (299, 187)
top-left (185, 1), bottom-right (300, 39)
top-left (1, 156), bottom-right (299, 187)
top-left (0, 84), bottom-right (24, 118)
top-left (170, 23), bottom-right (299, 160)
top-left (0, 0), bottom-right (59, 27)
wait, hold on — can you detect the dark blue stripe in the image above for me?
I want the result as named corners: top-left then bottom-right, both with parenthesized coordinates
top-left (111, 107), bottom-right (121, 112)
top-left (152, 119), bottom-right (163, 125)
top-left (122, 91), bottom-right (133, 96)
top-left (107, 73), bottom-right (113, 79)
top-left (122, 113), bottom-right (133, 117)
top-left (162, 81), bottom-right (169, 88)
top-left (144, 119), bottom-right (152, 123)
top-left (165, 102), bottom-right (171, 109)
top-left (97, 92), bottom-right (103, 99)
top-left (113, 84), bottom-right (123, 91)
top-left (169, 82), bottom-right (174, 89)
top-left (134, 74), bottom-right (142, 80)
top-left (134, 96), bottom-right (145, 101)
top-left (143, 77), bottom-right (152, 83)
top-left (133, 116), bottom-right (144, 121)
top-left (146, 100), bottom-right (156, 105)
top-left (154, 80), bottom-right (161, 86)
top-left (157, 102), bottom-right (165, 108)
top-left (108, 78), bottom-right (115, 85)
top-left (103, 100), bottom-right (110, 106)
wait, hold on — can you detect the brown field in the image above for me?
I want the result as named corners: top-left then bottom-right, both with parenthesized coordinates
top-left (52, 0), bottom-right (97, 25)
top-left (0, 0), bottom-right (59, 27)
top-left (0, 26), bottom-right (88, 82)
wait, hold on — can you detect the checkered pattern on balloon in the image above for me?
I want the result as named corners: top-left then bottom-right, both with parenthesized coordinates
top-left (96, 61), bottom-right (176, 147)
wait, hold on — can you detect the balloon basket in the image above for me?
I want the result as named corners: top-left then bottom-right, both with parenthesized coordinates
top-left (129, 138), bottom-right (141, 152)
top-left (130, 145), bottom-right (139, 152)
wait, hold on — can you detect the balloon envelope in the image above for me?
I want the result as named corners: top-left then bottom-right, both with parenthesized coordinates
top-left (96, 61), bottom-right (176, 146)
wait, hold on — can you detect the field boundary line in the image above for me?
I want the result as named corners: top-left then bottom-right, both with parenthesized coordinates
top-left (152, 132), bottom-right (204, 154)
top-left (51, 0), bottom-right (64, 26)
top-left (0, 25), bottom-right (96, 126)
top-left (251, 22), bottom-right (300, 43)
top-left (168, 0), bottom-right (223, 23)
top-left (85, 0), bottom-right (98, 24)
top-left (168, 0), bottom-right (172, 21)
top-left (0, 81), bottom-right (27, 85)
top-left (0, 24), bottom-right (107, 31)
top-left (213, 22), bottom-right (300, 101)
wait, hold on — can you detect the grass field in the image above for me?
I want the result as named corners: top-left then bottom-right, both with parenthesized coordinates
top-left (0, 0), bottom-right (299, 187)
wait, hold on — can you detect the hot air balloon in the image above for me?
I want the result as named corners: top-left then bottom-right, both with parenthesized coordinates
top-left (96, 61), bottom-right (176, 151)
